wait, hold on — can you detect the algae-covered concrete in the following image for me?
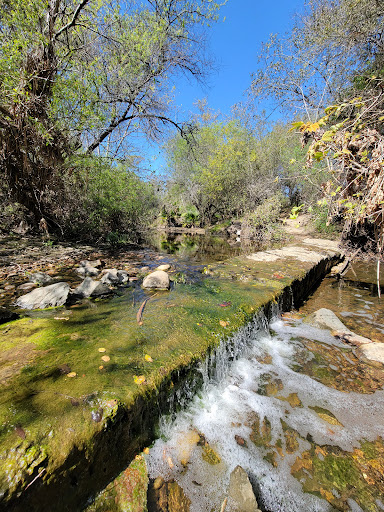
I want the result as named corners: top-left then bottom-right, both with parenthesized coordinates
top-left (0, 240), bottom-right (341, 511)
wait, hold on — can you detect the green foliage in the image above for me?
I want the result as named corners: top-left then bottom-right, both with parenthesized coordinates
top-left (63, 157), bottom-right (158, 242)
top-left (251, 194), bottom-right (284, 229)
top-left (310, 204), bottom-right (339, 237)
top-left (0, 0), bottom-right (225, 235)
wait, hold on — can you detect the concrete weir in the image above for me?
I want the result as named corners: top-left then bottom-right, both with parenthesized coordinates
top-left (0, 239), bottom-right (342, 511)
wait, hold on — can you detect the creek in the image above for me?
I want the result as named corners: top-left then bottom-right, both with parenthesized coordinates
top-left (144, 261), bottom-right (384, 512)
top-left (1, 234), bottom-right (384, 511)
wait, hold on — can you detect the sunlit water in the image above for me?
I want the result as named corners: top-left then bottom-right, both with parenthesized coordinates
top-left (146, 310), bottom-right (384, 511)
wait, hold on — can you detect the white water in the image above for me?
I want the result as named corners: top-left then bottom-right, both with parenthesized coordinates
top-left (146, 316), bottom-right (384, 512)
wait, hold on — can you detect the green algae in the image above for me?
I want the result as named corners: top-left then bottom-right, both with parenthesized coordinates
top-left (87, 453), bottom-right (148, 512)
top-left (291, 438), bottom-right (384, 511)
top-left (0, 249), bottom-right (340, 509)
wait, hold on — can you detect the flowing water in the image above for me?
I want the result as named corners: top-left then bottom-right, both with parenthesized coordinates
top-left (145, 263), bottom-right (384, 512)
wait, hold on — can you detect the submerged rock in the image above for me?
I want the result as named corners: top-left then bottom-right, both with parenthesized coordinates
top-left (357, 343), bottom-right (384, 364)
top-left (304, 308), bottom-right (350, 332)
top-left (142, 270), bottom-right (170, 290)
top-left (15, 282), bottom-right (70, 309)
top-left (228, 465), bottom-right (260, 512)
top-left (334, 331), bottom-right (372, 346)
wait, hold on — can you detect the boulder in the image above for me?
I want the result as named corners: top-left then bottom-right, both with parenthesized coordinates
top-left (29, 272), bottom-right (53, 285)
top-left (228, 465), bottom-right (260, 512)
top-left (142, 270), bottom-right (170, 290)
top-left (100, 269), bottom-right (129, 285)
top-left (304, 308), bottom-right (351, 332)
top-left (15, 282), bottom-right (70, 309)
top-left (0, 306), bottom-right (20, 324)
top-left (72, 277), bottom-right (112, 298)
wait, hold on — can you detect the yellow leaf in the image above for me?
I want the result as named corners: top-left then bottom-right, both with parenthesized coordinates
top-left (219, 320), bottom-right (228, 327)
top-left (101, 355), bottom-right (110, 362)
top-left (134, 375), bottom-right (146, 385)
top-left (144, 354), bottom-right (153, 362)
top-left (308, 122), bottom-right (320, 132)
top-left (67, 372), bottom-right (77, 378)
top-left (98, 347), bottom-right (106, 353)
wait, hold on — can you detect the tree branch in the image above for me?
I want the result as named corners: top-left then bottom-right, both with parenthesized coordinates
top-left (55, 0), bottom-right (90, 39)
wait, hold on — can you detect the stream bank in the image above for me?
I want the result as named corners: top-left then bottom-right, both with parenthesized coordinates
top-left (0, 238), bottom-right (342, 511)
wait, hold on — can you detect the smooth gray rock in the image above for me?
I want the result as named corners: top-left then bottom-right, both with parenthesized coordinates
top-left (15, 282), bottom-right (70, 309)
top-left (76, 260), bottom-right (100, 277)
top-left (72, 277), bottom-right (111, 298)
top-left (304, 308), bottom-right (351, 332)
top-left (358, 343), bottom-right (384, 364)
top-left (228, 466), bottom-right (260, 512)
top-left (142, 270), bottom-right (170, 290)
top-left (100, 269), bottom-right (129, 285)
top-left (29, 272), bottom-right (53, 285)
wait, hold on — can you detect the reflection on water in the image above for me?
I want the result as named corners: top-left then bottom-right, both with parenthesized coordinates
top-left (301, 262), bottom-right (384, 343)
top-left (146, 232), bottom-right (262, 263)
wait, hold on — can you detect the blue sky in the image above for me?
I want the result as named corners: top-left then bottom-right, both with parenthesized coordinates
top-left (174, 0), bottom-right (305, 119)
top-left (146, 0), bottom-right (305, 174)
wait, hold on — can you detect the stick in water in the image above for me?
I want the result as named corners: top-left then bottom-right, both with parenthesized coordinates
top-left (137, 298), bottom-right (149, 325)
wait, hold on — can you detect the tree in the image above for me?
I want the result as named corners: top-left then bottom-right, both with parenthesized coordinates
top-left (250, 0), bottom-right (384, 120)
top-left (0, 0), bottom-right (224, 229)
top-left (165, 115), bottom-right (310, 226)
top-left (299, 75), bottom-right (384, 252)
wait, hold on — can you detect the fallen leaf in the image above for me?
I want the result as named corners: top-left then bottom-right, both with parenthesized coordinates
top-left (67, 372), bottom-right (77, 378)
top-left (98, 347), bottom-right (106, 353)
top-left (219, 320), bottom-right (228, 327)
top-left (218, 301), bottom-right (232, 307)
top-left (144, 354), bottom-right (153, 362)
top-left (99, 365), bottom-right (104, 370)
top-left (15, 425), bottom-right (26, 439)
top-left (143, 447), bottom-right (150, 455)
top-left (101, 355), bottom-right (110, 362)
top-left (133, 375), bottom-right (146, 385)
top-left (54, 317), bottom-right (69, 321)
